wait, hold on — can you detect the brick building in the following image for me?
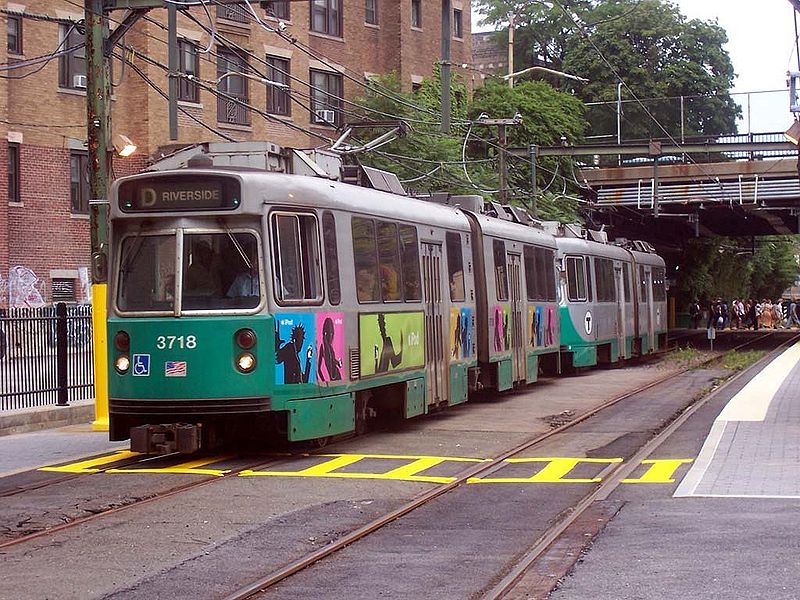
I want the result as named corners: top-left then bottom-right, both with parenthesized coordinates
top-left (0, 0), bottom-right (472, 307)
top-left (470, 30), bottom-right (505, 84)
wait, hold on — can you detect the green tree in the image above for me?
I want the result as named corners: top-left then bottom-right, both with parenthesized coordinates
top-left (350, 70), bottom-right (489, 195)
top-left (469, 79), bottom-right (587, 221)
top-left (475, 0), bottom-right (740, 141)
top-left (749, 237), bottom-right (798, 300)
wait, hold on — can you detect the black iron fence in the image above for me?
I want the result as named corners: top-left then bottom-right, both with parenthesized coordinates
top-left (0, 303), bottom-right (94, 410)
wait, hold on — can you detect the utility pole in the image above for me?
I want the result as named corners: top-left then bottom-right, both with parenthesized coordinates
top-left (86, 0), bottom-right (111, 430)
top-left (477, 117), bottom-right (523, 204)
top-left (507, 12), bottom-right (515, 88)
top-left (441, 0), bottom-right (451, 133)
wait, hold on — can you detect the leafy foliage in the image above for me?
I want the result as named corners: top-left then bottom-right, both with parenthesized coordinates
top-left (675, 237), bottom-right (798, 309)
top-left (475, 0), bottom-right (740, 143)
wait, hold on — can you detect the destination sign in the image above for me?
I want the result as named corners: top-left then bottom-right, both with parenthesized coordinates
top-left (118, 175), bottom-right (241, 212)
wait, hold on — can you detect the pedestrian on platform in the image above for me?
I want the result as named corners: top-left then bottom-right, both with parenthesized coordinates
top-left (689, 300), bottom-right (702, 329)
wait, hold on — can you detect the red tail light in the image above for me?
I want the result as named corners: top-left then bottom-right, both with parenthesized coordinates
top-left (235, 328), bottom-right (256, 349)
top-left (114, 331), bottom-right (130, 352)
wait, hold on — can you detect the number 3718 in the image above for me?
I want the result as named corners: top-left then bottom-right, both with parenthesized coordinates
top-left (156, 335), bottom-right (197, 349)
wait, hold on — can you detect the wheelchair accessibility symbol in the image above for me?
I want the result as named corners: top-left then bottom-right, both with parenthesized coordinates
top-left (132, 354), bottom-right (150, 377)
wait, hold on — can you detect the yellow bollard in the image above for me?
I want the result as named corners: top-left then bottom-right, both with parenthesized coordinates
top-left (91, 283), bottom-right (109, 431)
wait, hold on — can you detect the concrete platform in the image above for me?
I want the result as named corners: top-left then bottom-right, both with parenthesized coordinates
top-left (675, 340), bottom-right (800, 498)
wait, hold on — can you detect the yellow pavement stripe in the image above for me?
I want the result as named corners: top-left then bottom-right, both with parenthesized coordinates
top-left (241, 453), bottom-right (488, 483)
top-left (621, 458), bottom-right (694, 484)
top-left (38, 451), bottom-right (141, 473)
top-left (468, 457), bottom-right (623, 484)
top-left (105, 455), bottom-right (233, 476)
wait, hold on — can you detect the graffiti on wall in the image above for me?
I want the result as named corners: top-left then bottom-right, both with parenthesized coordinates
top-left (8, 266), bottom-right (45, 308)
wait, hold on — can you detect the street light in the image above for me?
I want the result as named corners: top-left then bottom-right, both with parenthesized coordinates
top-left (784, 119), bottom-right (800, 145)
top-left (501, 65), bottom-right (589, 83)
top-left (112, 133), bottom-right (137, 157)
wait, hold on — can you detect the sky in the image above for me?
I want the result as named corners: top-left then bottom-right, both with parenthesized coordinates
top-left (472, 1), bottom-right (798, 133)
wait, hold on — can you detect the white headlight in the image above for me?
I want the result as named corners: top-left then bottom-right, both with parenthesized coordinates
top-left (236, 353), bottom-right (256, 373)
top-left (115, 355), bottom-right (130, 373)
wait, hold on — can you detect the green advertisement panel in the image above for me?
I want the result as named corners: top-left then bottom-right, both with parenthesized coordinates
top-left (359, 311), bottom-right (425, 377)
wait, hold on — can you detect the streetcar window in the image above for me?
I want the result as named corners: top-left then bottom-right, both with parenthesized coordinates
top-left (544, 249), bottom-right (557, 302)
top-left (523, 245), bottom-right (538, 301)
top-left (352, 217), bottom-right (380, 303)
top-left (377, 221), bottom-right (403, 302)
top-left (566, 256), bottom-right (587, 301)
top-left (399, 225), bottom-right (421, 301)
top-left (623, 263), bottom-right (632, 302)
top-left (182, 232), bottom-right (261, 310)
top-left (653, 267), bottom-right (666, 301)
top-left (322, 212), bottom-right (341, 305)
top-left (271, 213), bottom-right (321, 303)
top-left (639, 266), bottom-right (648, 302)
top-left (596, 258), bottom-right (615, 303)
top-left (585, 257), bottom-right (594, 302)
top-left (117, 234), bottom-right (176, 312)
top-left (493, 240), bottom-right (508, 301)
top-left (446, 232), bottom-right (465, 302)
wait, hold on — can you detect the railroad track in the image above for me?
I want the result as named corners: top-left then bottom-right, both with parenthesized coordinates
top-left (0, 450), bottom-right (322, 550)
top-left (219, 330), bottom-right (790, 600)
top-left (0, 330), bottom-right (786, 594)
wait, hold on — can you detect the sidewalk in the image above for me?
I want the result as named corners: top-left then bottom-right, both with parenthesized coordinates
top-left (0, 400), bottom-right (127, 476)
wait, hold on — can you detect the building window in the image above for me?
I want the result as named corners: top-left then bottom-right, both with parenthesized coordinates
top-left (411, 0), bottom-right (422, 28)
top-left (266, 55), bottom-right (291, 116)
top-left (217, 47), bottom-right (250, 125)
top-left (310, 69), bottom-right (343, 127)
top-left (7, 14), bottom-right (22, 55)
top-left (311, 0), bottom-right (342, 37)
top-left (178, 39), bottom-right (199, 103)
top-left (216, 3), bottom-right (249, 23)
top-left (365, 0), bottom-right (378, 25)
top-left (59, 25), bottom-right (86, 89)
top-left (70, 152), bottom-right (89, 214)
top-left (453, 9), bottom-right (462, 38)
top-left (264, 1), bottom-right (290, 20)
top-left (8, 143), bottom-right (20, 203)
top-left (52, 278), bottom-right (77, 302)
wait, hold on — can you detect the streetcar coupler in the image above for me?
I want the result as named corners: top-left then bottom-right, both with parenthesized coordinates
top-left (130, 423), bottom-right (202, 454)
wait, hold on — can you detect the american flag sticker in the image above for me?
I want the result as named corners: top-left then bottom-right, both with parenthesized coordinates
top-left (165, 361), bottom-right (187, 377)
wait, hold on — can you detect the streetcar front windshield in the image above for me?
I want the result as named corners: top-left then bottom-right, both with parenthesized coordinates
top-left (118, 234), bottom-right (176, 312)
top-left (116, 231), bottom-right (262, 313)
top-left (182, 232), bottom-right (261, 310)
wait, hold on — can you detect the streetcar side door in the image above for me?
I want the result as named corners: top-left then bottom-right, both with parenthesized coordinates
top-left (507, 252), bottom-right (526, 382)
top-left (421, 242), bottom-right (447, 406)
top-left (614, 263), bottom-right (626, 359)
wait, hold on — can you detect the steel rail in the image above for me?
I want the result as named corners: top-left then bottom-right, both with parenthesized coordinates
top-left (483, 331), bottom-right (797, 600)
top-left (222, 331), bottom-right (779, 600)
top-left (0, 453), bottom-right (300, 550)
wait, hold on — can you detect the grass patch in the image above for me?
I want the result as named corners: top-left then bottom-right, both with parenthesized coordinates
top-left (664, 346), bottom-right (703, 366)
top-left (719, 350), bottom-right (766, 371)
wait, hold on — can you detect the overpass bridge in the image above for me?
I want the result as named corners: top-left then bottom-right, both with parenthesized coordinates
top-left (528, 133), bottom-right (800, 248)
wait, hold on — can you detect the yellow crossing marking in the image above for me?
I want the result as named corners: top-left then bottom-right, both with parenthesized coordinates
top-left (38, 450), bottom-right (141, 473)
top-left (105, 455), bottom-right (233, 476)
top-left (240, 453), bottom-right (489, 483)
top-left (38, 452), bottom-right (695, 484)
top-left (621, 458), bottom-right (694, 484)
top-left (468, 457), bottom-right (623, 484)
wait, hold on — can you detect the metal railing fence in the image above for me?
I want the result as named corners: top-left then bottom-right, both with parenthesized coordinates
top-left (0, 303), bottom-right (94, 410)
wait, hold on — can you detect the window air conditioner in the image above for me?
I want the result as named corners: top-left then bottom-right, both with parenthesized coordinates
top-left (314, 109), bottom-right (336, 125)
top-left (73, 74), bottom-right (87, 89)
